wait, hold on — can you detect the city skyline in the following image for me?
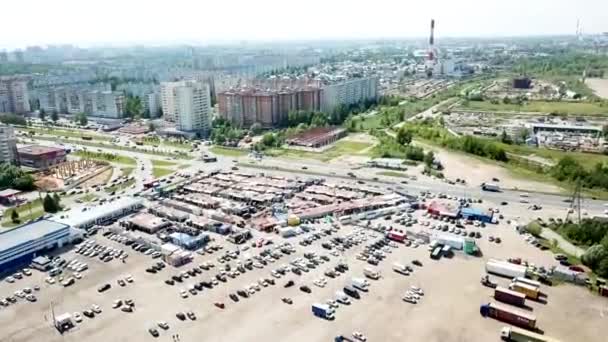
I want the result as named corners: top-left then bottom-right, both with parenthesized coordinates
top-left (2, 0), bottom-right (607, 50)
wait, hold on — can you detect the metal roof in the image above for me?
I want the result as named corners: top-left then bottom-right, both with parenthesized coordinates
top-left (0, 219), bottom-right (70, 252)
top-left (53, 197), bottom-right (143, 227)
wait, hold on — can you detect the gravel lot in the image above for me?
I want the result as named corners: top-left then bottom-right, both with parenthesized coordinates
top-left (1, 198), bottom-right (607, 342)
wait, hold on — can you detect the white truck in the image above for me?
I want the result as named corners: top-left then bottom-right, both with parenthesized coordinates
top-left (392, 262), bottom-right (409, 275)
top-left (335, 291), bottom-right (351, 305)
top-left (500, 326), bottom-right (560, 342)
top-left (351, 278), bottom-right (370, 292)
top-left (363, 267), bottom-right (381, 280)
top-left (486, 259), bottom-right (527, 279)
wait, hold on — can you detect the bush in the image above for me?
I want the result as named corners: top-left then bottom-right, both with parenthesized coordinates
top-left (581, 245), bottom-right (607, 270)
top-left (525, 222), bottom-right (543, 237)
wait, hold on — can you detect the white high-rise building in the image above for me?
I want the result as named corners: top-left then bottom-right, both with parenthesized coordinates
top-left (0, 124), bottom-right (19, 165)
top-left (160, 81), bottom-right (186, 122)
top-left (0, 76), bottom-right (31, 114)
top-left (174, 81), bottom-right (212, 135)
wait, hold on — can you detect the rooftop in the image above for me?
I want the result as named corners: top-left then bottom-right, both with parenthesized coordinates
top-left (18, 145), bottom-right (65, 156)
top-left (53, 197), bottom-right (143, 227)
top-left (0, 219), bottom-right (70, 252)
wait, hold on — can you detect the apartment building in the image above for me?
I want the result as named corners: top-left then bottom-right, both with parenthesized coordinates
top-left (0, 125), bottom-right (19, 165)
top-left (0, 76), bottom-right (31, 114)
top-left (37, 86), bottom-right (124, 118)
top-left (320, 77), bottom-right (378, 113)
top-left (160, 81), bottom-right (187, 122)
top-left (174, 82), bottom-right (212, 135)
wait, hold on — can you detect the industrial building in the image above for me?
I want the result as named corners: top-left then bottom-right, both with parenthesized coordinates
top-left (0, 124), bottom-right (19, 165)
top-left (0, 219), bottom-right (79, 271)
top-left (17, 145), bottom-right (67, 169)
top-left (123, 213), bottom-right (171, 233)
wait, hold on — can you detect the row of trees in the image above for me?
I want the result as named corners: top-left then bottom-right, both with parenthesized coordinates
top-left (210, 118), bottom-right (247, 146)
top-left (370, 129), bottom-right (425, 161)
top-left (556, 219), bottom-right (608, 277)
top-left (551, 156), bottom-right (608, 191)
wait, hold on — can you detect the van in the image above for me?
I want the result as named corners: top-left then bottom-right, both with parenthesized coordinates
top-left (335, 291), bottom-right (351, 305)
top-left (351, 278), bottom-right (370, 292)
top-left (392, 263), bottom-right (409, 275)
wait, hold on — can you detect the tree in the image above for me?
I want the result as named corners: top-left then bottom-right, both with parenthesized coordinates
top-left (75, 113), bottom-right (88, 126)
top-left (518, 128), bottom-right (530, 143)
top-left (423, 151), bottom-right (435, 167)
top-left (525, 222), bottom-right (543, 237)
top-left (250, 123), bottom-right (263, 135)
top-left (11, 210), bottom-right (19, 223)
top-left (51, 110), bottom-right (59, 122)
top-left (500, 130), bottom-right (511, 144)
top-left (39, 109), bottom-right (46, 121)
top-left (396, 126), bottom-right (412, 145)
top-left (124, 95), bottom-right (143, 119)
top-left (43, 194), bottom-right (58, 213)
top-left (148, 122), bottom-right (156, 132)
top-left (53, 193), bottom-right (61, 209)
top-left (581, 244), bottom-right (607, 270)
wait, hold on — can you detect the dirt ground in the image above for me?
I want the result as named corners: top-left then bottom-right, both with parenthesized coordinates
top-left (415, 141), bottom-right (563, 194)
top-left (586, 78), bottom-right (608, 99)
top-left (1, 195), bottom-right (607, 342)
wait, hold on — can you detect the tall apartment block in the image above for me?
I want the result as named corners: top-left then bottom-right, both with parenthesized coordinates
top-left (320, 77), bottom-right (378, 113)
top-left (0, 76), bottom-right (31, 114)
top-left (37, 86), bottom-right (124, 118)
top-left (160, 81), bottom-right (187, 122)
top-left (0, 124), bottom-right (19, 165)
top-left (174, 81), bottom-right (212, 135)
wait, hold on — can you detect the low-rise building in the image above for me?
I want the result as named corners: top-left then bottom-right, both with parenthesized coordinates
top-left (53, 197), bottom-right (143, 229)
top-left (17, 145), bottom-right (67, 169)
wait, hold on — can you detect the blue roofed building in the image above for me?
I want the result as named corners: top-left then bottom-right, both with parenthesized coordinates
top-left (460, 207), bottom-right (494, 223)
top-left (169, 232), bottom-right (209, 250)
top-left (0, 219), bottom-right (82, 272)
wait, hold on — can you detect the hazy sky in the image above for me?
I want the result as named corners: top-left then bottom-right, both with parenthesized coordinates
top-left (2, 0), bottom-right (607, 49)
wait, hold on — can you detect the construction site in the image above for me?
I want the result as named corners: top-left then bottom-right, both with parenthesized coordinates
top-left (34, 159), bottom-right (112, 192)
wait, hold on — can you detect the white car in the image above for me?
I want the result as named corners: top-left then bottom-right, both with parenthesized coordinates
top-left (180, 290), bottom-right (188, 298)
top-left (91, 304), bottom-right (102, 314)
top-left (125, 274), bottom-right (134, 283)
top-left (5, 277), bottom-right (15, 283)
top-left (410, 285), bottom-right (424, 295)
top-left (45, 277), bottom-right (56, 284)
top-left (353, 331), bottom-right (367, 341)
top-left (74, 272), bottom-right (82, 279)
top-left (73, 312), bottom-right (83, 323)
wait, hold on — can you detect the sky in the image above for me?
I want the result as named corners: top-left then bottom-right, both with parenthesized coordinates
top-left (2, 0), bottom-right (607, 49)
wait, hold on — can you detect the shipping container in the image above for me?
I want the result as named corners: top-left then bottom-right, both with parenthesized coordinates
top-left (495, 287), bottom-right (526, 307)
top-left (509, 282), bottom-right (540, 300)
top-left (500, 326), bottom-right (560, 342)
top-left (486, 260), bottom-right (528, 279)
top-left (513, 277), bottom-right (541, 290)
top-left (434, 234), bottom-right (464, 250)
top-left (480, 302), bottom-right (536, 330)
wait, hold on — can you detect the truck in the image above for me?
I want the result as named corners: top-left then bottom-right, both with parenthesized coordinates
top-left (431, 246), bottom-right (442, 259)
top-left (312, 303), bottom-right (335, 320)
top-left (343, 285), bottom-right (360, 299)
top-left (513, 277), bottom-right (541, 290)
top-left (509, 282), bottom-right (541, 300)
top-left (486, 260), bottom-right (528, 279)
top-left (500, 326), bottom-right (560, 342)
top-left (480, 302), bottom-right (537, 330)
top-left (392, 263), bottom-right (409, 275)
top-left (494, 286), bottom-right (526, 307)
top-left (335, 291), bottom-right (351, 305)
top-left (351, 278), bottom-right (369, 292)
top-left (481, 183), bottom-right (500, 192)
top-left (363, 267), bottom-right (380, 280)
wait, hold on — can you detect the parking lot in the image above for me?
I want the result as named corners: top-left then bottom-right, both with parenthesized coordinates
top-left (1, 190), bottom-right (608, 342)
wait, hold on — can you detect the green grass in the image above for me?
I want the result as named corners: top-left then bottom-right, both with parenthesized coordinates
top-left (105, 179), bottom-right (136, 193)
top-left (73, 150), bottom-right (137, 165)
top-left (376, 171), bottom-right (409, 178)
top-left (151, 159), bottom-right (178, 168)
top-left (2, 199), bottom-right (44, 228)
top-left (457, 100), bottom-right (608, 116)
top-left (500, 143), bottom-right (608, 170)
top-left (153, 168), bottom-right (174, 178)
top-left (121, 167), bottom-right (134, 177)
top-left (352, 114), bottom-right (385, 130)
top-left (77, 193), bottom-right (98, 203)
top-left (23, 127), bottom-right (112, 141)
top-left (267, 140), bottom-right (373, 162)
top-left (210, 146), bottom-right (249, 157)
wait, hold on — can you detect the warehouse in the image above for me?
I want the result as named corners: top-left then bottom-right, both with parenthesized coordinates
top-left (53, 197), bottom-right (144, 229)
top-left (124, 213), bottom-right (171, 233)
top-left (0, 219), bottom-right (79, 271)
top-left (460, 207), bottom-right (494, 223)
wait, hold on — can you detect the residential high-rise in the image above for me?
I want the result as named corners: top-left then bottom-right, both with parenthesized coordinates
top-left (144, 92), bottom-right (162, 118)
top-left (160, 81), bottom-right (186, 122)
top-left (0, 125), bottom-right (19, 165)
top-left (320, 77), bottom-right (378, 114)
top-left (0, 76), bottom-right (31, 114)
top-left (174, 81), bottom-right (212, 135)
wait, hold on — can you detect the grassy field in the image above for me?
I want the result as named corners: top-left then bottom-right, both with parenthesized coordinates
top-left (73, 150), bottom-right (137, 165)
top-left (121, 167), bottom-right (134, 177)
top-left (268, 140), bottom-right (372, 162)
top-left (77, 193), bottom-right (98, 203)
top-left (376, 171), bottom-right (410, 178)
top-left (1, 199), bottom-right (44, 228)
top-left (153, 168), bottom-right (174, 178)
top-left (351, 114), bottom-right (385, 130)
top-left (495, 141), bottom-right (608, 170)
top-left (457, 100), bottom-right (608, 116)
top-left (23, 127), bottom-right (113, 141)
top-left (151, 159), bottom-right (178, 167)
top-left (209, 146), bottom-right (249, 157)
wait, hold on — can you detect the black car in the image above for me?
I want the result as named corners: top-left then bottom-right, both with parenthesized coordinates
top-left (97, 283), bottom-right (111, 293)
top-left (237, 290), bottom-right (249, 298)
top-left (146, 268), bottom-right (157, 274)
top-left (284, 280), bottom-right (295, 288)
top-left (83, 310), bottom-right (95, 318)
top-left (176, 312), bottom-right (186, 320)
top-left (194, 283), bottom-right (203, 291)
top-left (500, 201), bottom-right (508, 205)
top-left (229, 293), bottom-right (239, 302)
top-left (201, 281), bottom-right (213, 288)
top-left (299, 285), bottom-right (311, 293)
top-left (165, 279), bottom-right (175, 286)
top-left (172, 275), bottom-right (182, 283)
top-left (412, 260), bottom-right (423, 267)
top-left (186, 311), bottom-right (196, 320)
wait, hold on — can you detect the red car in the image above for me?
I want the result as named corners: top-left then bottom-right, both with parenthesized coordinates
top-left (569, 265), bottom-right (585, 273)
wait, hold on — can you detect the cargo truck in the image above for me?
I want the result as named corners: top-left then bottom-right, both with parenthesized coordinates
top-left (480, 302), bottom-right (537, 330)
top-left (513, 277), bottom-right (541, 289)
top-left (363, 267), bottom-right (381, 280)
top-left (509, 282), bottom-right (540, 300)
top-left (500, 326), bottom-right (560, 342)
top-left (494, 287), bottom-right (526, 307)
top-left (486, 260), bottom-right (528, 279)
top-left (343, 285), bottom-right (360, 299)
top-left (312, 303), bottom-right (335, 320)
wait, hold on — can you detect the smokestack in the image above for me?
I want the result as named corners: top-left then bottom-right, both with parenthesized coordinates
top-left (429, 19), bottom-right (435, 46)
